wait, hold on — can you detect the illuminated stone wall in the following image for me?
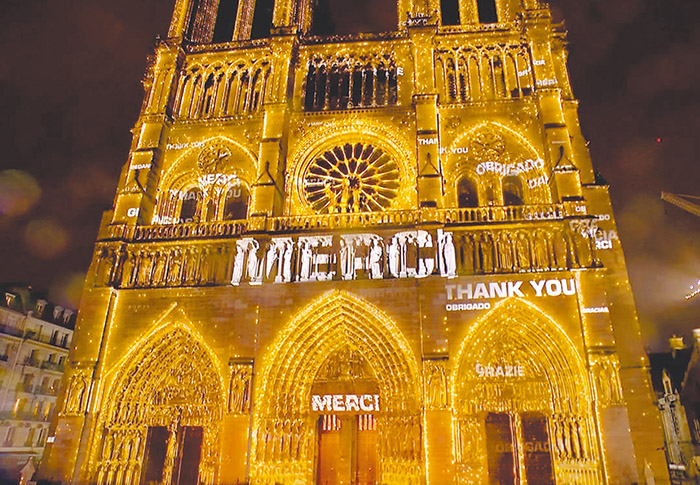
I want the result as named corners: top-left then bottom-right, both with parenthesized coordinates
top-left (37, 0), bottom-right (670, 483)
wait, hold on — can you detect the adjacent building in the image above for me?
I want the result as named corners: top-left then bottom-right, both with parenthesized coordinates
top-left (37, 0), bottom-right (670, 483)
top-left (650, 332), bottom-right (700, 484)
top-left (0, 285), bottom-right (74, 483)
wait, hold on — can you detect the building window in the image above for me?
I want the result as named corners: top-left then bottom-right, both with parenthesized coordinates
top-left (223, 184), bottom-right (250, 220)
top-left (477, 0), bottom-right (498, 23)
top-left (4, 427), bottom-right (15, 446)
top-left (457, 177), bottom-right (478, 208)
top-left (503, 176), bottom-right (523, 206)
top-left (212, 0), bottom-right (239, 43)
top-left (14, 398), bottom-right (27, 416)
top-left (44, 403), bottom-right (53, 420)
top-left (179, 188), bottom-right (202, 223)
top-left (304, 59), bottom-right (399, 111)
top-left (441, 0), bottom-right (460, 25)
top-left (250, 0), bottom-right (274, 39)
top-left (25, 427), bottom-right (36, 447)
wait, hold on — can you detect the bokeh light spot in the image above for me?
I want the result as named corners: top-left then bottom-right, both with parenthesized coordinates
top-left (24, 219), bottom-right (69, 259)
top-left (50, 272), bottom-right (86, 309)
top-left (0, 170), bottom-right (41, 217)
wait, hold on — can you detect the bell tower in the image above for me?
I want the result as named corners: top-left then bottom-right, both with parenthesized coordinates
top-left (38, 0), bottom-right (670, 483)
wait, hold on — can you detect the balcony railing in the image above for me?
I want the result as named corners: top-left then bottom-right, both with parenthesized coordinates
top-left (40, 361), bottom-right (65, 372)
top-left (0, 323), bottom-right (23, 338)
top-left (0, 410), bottom-right (50, 422)
top-left (105, 204), bottom-right (568, 242)
top-left (14, 382), bottom-right (58, 395)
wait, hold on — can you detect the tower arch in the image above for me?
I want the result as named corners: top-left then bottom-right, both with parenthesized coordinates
top-left (251, 290), bottom-right (422, 484)
top-left (92, 321), bottom-right (225, 485)
top-left (288, 121), bottom-right (417, 215)
top-left (445, 122), bottom-right (551, 207)
top-left (154, 137), bottom-right (257, 224)
top-left (452, 298), bottom-right (602, 484)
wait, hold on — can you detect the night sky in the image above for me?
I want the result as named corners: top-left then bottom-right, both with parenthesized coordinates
top-left (0, 0), bottom-right (697, 350)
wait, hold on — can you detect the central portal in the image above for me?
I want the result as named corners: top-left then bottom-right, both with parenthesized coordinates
top-left (317, 414), bottom-right (378, 485)
top-left (312, 347), bottom-right (380, 485)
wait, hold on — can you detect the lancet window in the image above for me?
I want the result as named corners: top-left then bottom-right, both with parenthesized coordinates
top-left (502, 175), bottom-right (524, 206)
top-left (441, 0), bottom-right (461, 25)
top-left (477, 0), bottom-right (499, 23)
top-left (211, 0), bottom-right (240, 43)
top-left (155, 180), bottom-right (249, 225)
top-left (436, 45), bottom-right (533, 104)
top-left (179, 188), bottom-right (202, 223)
top-left (457, 177), bottom-right (478, 208)
top-left (174, 60), bottom-right (271, 119)
top-left (304, 56), bottom-right (399, 111)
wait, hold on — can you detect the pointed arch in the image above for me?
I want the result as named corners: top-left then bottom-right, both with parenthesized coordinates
top-left (251, 290), bottom-right (422, 483)
top-left (452, 298), bottom-right (601, 483)
top-left (154, 137), bottom-right (257, 224)
top-left (93, 312), bottom-right (225, 485)
top-left (445, 122), bottom-right (552, 207)
top-left (453, 298), bottom-right (590, 410)
top-left (257, 290), bottom-right (420, 416)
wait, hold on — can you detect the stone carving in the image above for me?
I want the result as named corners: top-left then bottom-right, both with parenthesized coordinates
top-left (229, 363), bottom-right (253, 414)
top-left (103, 224), bottom-right (599, 290)
top-left (425, 359), bottom-right (449, 409)
top-left (198, 144), bottom-right (231, 173)
top-left (592, 355), bottom-right (624, 408)
top-left (65, 371), bottom-right (90, 415)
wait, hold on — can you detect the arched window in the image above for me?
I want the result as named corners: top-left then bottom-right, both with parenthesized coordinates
top-left (441, 0), bottom-right (460, 25)
top-left (223, 183), bottom-right (250, 220)
top-left (503, 176), bottom-right (523, 206)
top-left (250, 0), bottom-right (274, 39)
top-left (477, 0), bottom-right (498, 23)
top-left (457, 177), bottom-right (478, 208)
top-left (211, 0), bottom-right (239, 43)
top-left (180, 188), bottom-right (202, 223)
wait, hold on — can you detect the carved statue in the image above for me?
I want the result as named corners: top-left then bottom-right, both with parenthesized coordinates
top-left (438, 230), bottom-right (457, 277)
top-left (369, 238), bottom-right (384, 279)
top-left (426, 361), bottom-right (448, 409)
top-left (515, 233), bottom-right (530, 270)
top-left (229, 365), bottom-right (252, 414)
top-left (66, 374), bottom-right (88, 415)
top-left (388, 237), bottom-right (400, 277)
top-left (299, 241), bottom-right (313, 281)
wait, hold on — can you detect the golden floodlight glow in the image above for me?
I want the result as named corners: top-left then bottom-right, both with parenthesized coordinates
top-left (36, 0), bottom-right (670, 483)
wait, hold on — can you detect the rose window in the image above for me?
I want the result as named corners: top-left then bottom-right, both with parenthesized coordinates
top-left (303, 143), bottom-right (400, 213)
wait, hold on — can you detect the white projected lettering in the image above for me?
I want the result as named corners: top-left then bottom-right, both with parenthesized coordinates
top-left (311, 394), bottom-right (380, 412)
top-left (475, 363), bottom-right (525, 378)
top-left (445, 278), bottom-right (577, 311)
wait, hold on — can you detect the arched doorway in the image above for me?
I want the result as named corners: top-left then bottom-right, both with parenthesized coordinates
top-left (93, 324), bottom-right (224, 485)
top-left (312, 347), bottom-right (380, 484)
top-left (251, 290), bottom-right (421, 485)
top-left (452, 299), bottom-right (602, 484)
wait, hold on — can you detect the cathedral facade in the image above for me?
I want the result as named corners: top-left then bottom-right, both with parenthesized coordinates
top-left (38, 0), bottom-right (669, 483)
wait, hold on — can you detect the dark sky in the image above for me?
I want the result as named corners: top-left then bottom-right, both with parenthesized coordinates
top-left (0, 0), bottom-right (697, 350)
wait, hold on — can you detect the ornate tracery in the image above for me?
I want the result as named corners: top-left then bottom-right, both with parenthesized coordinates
top-left (92, 323), bottom-right (225, 485)
top-left (452, 298), bottom-right (602, 484)
top-left (251, 290), bottom-right (422, 484)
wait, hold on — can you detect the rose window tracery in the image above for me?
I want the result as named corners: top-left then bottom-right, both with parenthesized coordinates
top-left (303, 143), bottom-right (400, 213)
top-left (469, 131), bottom-right (506, 162)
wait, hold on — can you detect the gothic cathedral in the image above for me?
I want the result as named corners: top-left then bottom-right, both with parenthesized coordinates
top-left (38, 0), bottom-right (669, 483)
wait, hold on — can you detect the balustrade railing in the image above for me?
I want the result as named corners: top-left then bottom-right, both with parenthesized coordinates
top-left (110, 204), bottom-right (566, 242)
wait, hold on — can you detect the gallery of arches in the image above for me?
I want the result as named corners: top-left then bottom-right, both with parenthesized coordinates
top-left (36, 0), bottom-right (670, 483)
